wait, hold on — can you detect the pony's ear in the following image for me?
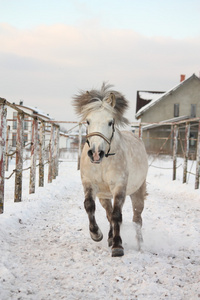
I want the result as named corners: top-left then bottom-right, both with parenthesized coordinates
top-left (106, 92), bottom-right (116, 108)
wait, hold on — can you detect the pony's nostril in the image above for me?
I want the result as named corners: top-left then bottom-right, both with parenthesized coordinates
top-left (99, 151), bottom-right (105, 159)
top-left (87, 149), bottom-right (105, 162)
top-left (88, 150), bottom-right (93, 159)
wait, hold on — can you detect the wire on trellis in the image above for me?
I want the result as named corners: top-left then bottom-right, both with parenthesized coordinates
top-left (150, 163), bottom-right (183, 170)
top-left (5, 160), bottom-right (50, 180)
top-left (148, 130), bottom-right (173, 168)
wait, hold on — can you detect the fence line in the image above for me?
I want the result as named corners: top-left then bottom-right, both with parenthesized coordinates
top-left (0, 98), bottom-right (60, 214)
top-left (1, 98), bottom-right (199, 214)
top-left (140, 118), bottom-right (200, 190)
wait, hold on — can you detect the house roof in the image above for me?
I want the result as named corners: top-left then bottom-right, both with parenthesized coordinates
top-left (136, 90), bottom-right (165, 114)
top-left (135, 74), bottom-right (200, 119)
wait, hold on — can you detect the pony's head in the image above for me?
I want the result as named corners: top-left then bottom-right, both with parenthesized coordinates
top-left (73, 83), bottom-right (129, 163)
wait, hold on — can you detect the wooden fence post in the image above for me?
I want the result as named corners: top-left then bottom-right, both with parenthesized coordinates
top-left (48, 124), bottom-right (54, 183)
top-left (5, 125), bottom-right (10, 171)
top-left (39, 121), bottom-right (45, 187)
top-left (15, 113), bottom-right (24, 202)
top-left (138, 123), bottom-right (143, 139)
top-left (195, 121), bottom-right (200, 189)
top-left (0, 102), bottom-right (7, 213)
top-left (183, 122), bottom-right (190, 183)
top-left (29, 117), bottom-right (38, 194)
top-left (173, 125), bottom-right (178, 180)
top-left (53, 125), bottom-right (59, 178)
top-left (77, 123), bottom-right (82, 170)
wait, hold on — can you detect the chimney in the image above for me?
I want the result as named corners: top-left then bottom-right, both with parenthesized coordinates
top-left (180, 74), bottom-right (186, 82)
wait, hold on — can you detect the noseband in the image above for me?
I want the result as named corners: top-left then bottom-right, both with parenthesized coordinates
top-left (86, 122), bottom-right (116, 157)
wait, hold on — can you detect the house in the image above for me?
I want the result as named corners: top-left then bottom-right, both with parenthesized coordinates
top-left (6, 101), bottom-right (53, 152)
top-left (6, 101), bottom-right (73, 158)
top-left (135, 74), bottom-right (200, 156)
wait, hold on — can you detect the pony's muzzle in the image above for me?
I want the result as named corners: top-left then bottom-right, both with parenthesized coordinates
top-left (88, 149), bottom-right (105, 163)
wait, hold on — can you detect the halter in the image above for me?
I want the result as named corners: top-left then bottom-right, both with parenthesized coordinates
top-left (86, 121), bottom-right (116, 157)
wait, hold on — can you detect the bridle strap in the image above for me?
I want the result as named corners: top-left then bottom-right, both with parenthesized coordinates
top-left (86, 122), bottom-right (116, 157)
top-left (86, 132), bottom-right (111, 145)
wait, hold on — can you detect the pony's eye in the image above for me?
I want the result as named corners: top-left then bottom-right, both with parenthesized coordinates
top-left (108, 121), bottom-right (113, 126)
top-left (86, 120), bottom-right (90, 125)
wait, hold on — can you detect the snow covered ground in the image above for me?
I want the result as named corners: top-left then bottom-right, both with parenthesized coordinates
top-left (0, 156), bottom-right (199, 300)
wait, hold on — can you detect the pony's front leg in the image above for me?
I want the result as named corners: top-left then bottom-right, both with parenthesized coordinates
top-left (99, 198), bottom-right (113, 247)
top-left (84, 186), bottom-right (103, 242)
top-left (111, 191), bottom-right (126, 257)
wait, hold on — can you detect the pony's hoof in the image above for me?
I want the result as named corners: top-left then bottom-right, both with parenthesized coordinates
top-left (90, 229), bottom-right (103, 242)
top-left (111, 247), bottom-right (124, 257)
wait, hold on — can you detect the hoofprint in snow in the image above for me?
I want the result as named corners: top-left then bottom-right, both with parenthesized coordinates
top-left (0, 156), bottom-right (199, 300)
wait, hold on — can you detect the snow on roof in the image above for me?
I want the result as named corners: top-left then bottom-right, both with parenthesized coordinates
top-left (135, 74), bottom-right (200, 119)
top-left (139, 91), bottom-right (165, 101)
top-left (16, 104), bottom-right (53, 120)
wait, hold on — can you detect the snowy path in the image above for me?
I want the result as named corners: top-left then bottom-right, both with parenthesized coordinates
top-left (0, 158), bottom-right (200, 300)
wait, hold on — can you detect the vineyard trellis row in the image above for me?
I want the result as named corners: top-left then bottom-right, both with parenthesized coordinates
top-left (0, 98), bottom-right (60, 214)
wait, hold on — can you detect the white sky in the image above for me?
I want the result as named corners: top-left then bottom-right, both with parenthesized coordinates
top-left (0, 0), bottom-right (200, 122)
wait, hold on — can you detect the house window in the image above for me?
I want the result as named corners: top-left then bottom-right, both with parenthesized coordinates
top-left (24, 115), bottom-right (29, 130)
top-left (12, 133), bottom-right (17, 147)
top-left (174, 104), bottom-right (179, 117)
top-left (24, 133), bottom-right (28, 146)
top-left (190, 133), bottom-right (195, 146)
top-left (191, 104), bottom-right (196, 118)
top-left (13, 112), bottom-right (17, 129)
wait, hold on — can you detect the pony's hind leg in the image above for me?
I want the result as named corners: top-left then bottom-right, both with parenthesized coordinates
top-left (99, 198), bottom-right (113, 247)
top-left (84, 186), bottom-right (103, 242)
top-left (130, 181), bottom-right (146, 251)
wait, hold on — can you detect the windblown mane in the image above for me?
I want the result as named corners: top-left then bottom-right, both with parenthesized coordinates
top-left (72, 82), bottom-right (129, 126)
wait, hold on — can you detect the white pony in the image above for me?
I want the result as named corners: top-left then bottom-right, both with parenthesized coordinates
top-left (73, 83), bottom-right (148, 257)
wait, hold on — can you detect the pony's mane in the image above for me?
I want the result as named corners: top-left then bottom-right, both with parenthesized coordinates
top-left (72, 82), bottom-right (129, 126)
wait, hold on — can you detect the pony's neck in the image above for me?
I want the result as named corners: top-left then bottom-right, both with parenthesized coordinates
top-left (110, 128), bottom-right (121, 152)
